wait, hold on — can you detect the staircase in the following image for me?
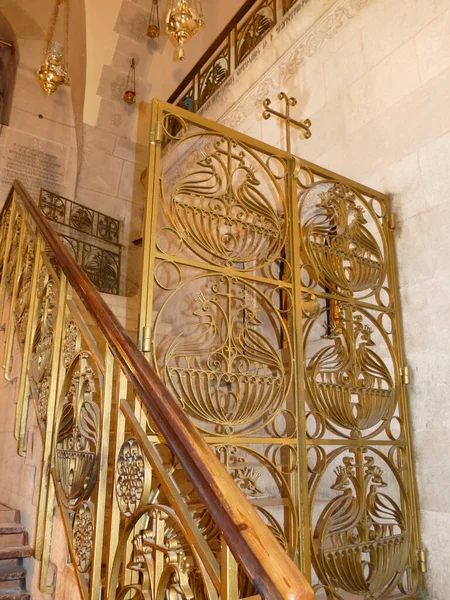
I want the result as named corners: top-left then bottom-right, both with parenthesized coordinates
top-left (0, 505), bottom-right (31, 600)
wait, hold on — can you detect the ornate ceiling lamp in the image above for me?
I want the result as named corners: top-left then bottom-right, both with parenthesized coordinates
top-left (37, 0), bottom-right (70, 95)
top-left (123, 58), bottom-right (137, 105)
top-left (166, 0), bottom-right (204, 61)
top-left (147, 0), bottom-right (161, 39)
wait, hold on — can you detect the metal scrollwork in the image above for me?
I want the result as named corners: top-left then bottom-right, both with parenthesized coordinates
top-left (30, 266), bottom-right (56, 422)
top-left (162, 134), bottom-right (286, 270)
top-left (5, 212), bottom-right (22, 290)
top-left (73, 501), bottom-right (94, 573)
top-left (14, 239), bottom-right (35, 344)
top-left (156, 275), bottom-right (291, 435)
top-left (300, 183), bottom-right (386, 297)
top-left (306, 307), bottom-right (396, 438)
top-left (111, 507), bottom-right (211, 600)
top-left (37, 375), bottom-right (51, 422)
top-left (54, 353), bottom-right (100, 508)
top-left (312, 449), bottom-right (409, 599)
top-left (116, 438), bottom-right (151, 517)
top-left (62, 319), bottom-right (81, 368)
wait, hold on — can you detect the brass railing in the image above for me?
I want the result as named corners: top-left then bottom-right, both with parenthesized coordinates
top-left (168, 0), bottom-right (310, 112)
top-left (0, 180), bottom-right (313, 600)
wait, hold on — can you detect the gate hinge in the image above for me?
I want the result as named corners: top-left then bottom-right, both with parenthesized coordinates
top-left (387, 212), bottom-right (396, 230)
top-left (418, 548), bottom-right (428, 573)
top-left (150, 121), bottom-right (163, 145)
top-left (400, 365), bottom-right (410, 385)
top-left (141, 326), bottom-right (151, 353)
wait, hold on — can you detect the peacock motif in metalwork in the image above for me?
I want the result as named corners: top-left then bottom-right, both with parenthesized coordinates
top-left (301, 183), bottom-right (385, 294)
top-left (307, 310), bottom-right (394, 437)
top-left (166, 137), bottom-right (285, 269)
top-left (163, 276), bottom-right (288, 435)
top-left (313, 451), bottom-right (409, 598)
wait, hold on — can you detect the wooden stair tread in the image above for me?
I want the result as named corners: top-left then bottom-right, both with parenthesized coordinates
top-left (0, 589), bottom-right (30, 600)
top-left (0, 566), bottom-right (26, 582)
top-left (0, 525), bottom-right (24, 535)
top-left (0, 547), bottom-right (32, 560)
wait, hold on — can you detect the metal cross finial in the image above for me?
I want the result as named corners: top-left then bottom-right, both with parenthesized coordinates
top-left (262, 92), bottom-right (311, 154)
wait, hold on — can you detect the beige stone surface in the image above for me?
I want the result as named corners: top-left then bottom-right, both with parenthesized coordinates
top-left (78, 146), bottom-right (123, 196)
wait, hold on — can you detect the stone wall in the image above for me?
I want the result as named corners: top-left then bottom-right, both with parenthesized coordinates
top-left (0, 0), bottom-right (79, 206)
top-left (197, 0), bottom-right (450, 598)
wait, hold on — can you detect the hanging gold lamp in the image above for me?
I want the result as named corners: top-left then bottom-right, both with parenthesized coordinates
top-left (166, 0), bottom-right (204, 61)
top-left (37, 0), bottom-right (70, 95)
top-left (123, 58), bottom-right (137, 105)
top-left (147, 0), bottom-right (161, 39)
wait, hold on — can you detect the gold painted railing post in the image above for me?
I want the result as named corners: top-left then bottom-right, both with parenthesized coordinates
top-left (3, 203), bottom-right (26, 381)
top-left (35, 269), bottom-right (68, 592)
top-left (385, 200), bottom-right (423, 593)
top-left (15, 235), bottom-right (42, 456)
top-left (221, 538), bottom-right (239, 600)
top-left (0, 199), bottom-right (16, 322)
top-left (90, 345), bottom-right (114, 600)
top-left (289, 158), bottom-right (312, 578)
top-left (106, 368), bottom-right (127, 586)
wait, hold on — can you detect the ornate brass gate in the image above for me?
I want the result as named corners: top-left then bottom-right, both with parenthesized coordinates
top-left (139, 100), bottom-right (422, 599)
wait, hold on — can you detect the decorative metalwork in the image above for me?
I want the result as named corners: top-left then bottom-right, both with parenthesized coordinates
top-left (14, 239), bottom-right (35, 343)
top-left (40, 190), bottom-right (121, 244)
top-left (311, 449), bottom-right (409, 598)
top-left (139, 100), bottom-right (422, 600)
top-left (30, 266), bottom-right (56, 423)
top-left (73, 502), bottom-right (94, 573)
top-left (199, 42), bottom-right (230, 108)
top-left (300, 183), bottom-right (385, 296)
top-left (39, 189), bottom-right (122, 293)
top-left (157, 275), bottom-right (291, 435)
top-left (62, 319), bottom-right (81, 368)
top-left (123, 58), bottom-right (137, 105)
top-left (5, 212), bottom-right (22, 291)
top-left (161, 134), bottom-right (286, 270)
top-left (306, 307), bottom-right (396, 438)
top-left (236, 0), bottom-right (276, 66)
top-left (116, 438), bottom-right (150, 517)
top-left (60, 234), bottom-right (121, 295)
top-left (112, 507), bottom-right (207, 600)
top-left (37, 375), bottom-right (51, 422)
top-left (169, 0), bottom-right (315, 116)
top-left (0, 102), bottom-right (423, 600)
top-left (55, 353), bottom-right (100, 508)
top-left (263, 92), bottom-right (312, 151)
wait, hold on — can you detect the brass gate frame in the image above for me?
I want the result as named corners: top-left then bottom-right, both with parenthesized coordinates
top-left (139, 98), bottom-right (423, 599)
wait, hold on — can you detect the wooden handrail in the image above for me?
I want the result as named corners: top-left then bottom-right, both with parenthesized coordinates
top-left (10, 180), bottom-right (313, 600)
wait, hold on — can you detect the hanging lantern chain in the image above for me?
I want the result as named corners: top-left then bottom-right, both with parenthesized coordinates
top-left (147, 0), bottom-right (161, 39)
top-left (123, 58), bottom-right (137, 105)
top-left (37, 0), bottom-right (70, 95)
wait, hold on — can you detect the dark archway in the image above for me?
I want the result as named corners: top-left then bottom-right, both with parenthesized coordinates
top-left (0, 12), bottom-right (18, 126)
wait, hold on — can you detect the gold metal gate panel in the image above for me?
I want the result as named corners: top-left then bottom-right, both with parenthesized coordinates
top-left (139, 99), bottom-right (422, 599)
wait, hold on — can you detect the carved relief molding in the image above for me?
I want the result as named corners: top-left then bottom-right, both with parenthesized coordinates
top-left (200, 0), bottom-right (371, 129)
